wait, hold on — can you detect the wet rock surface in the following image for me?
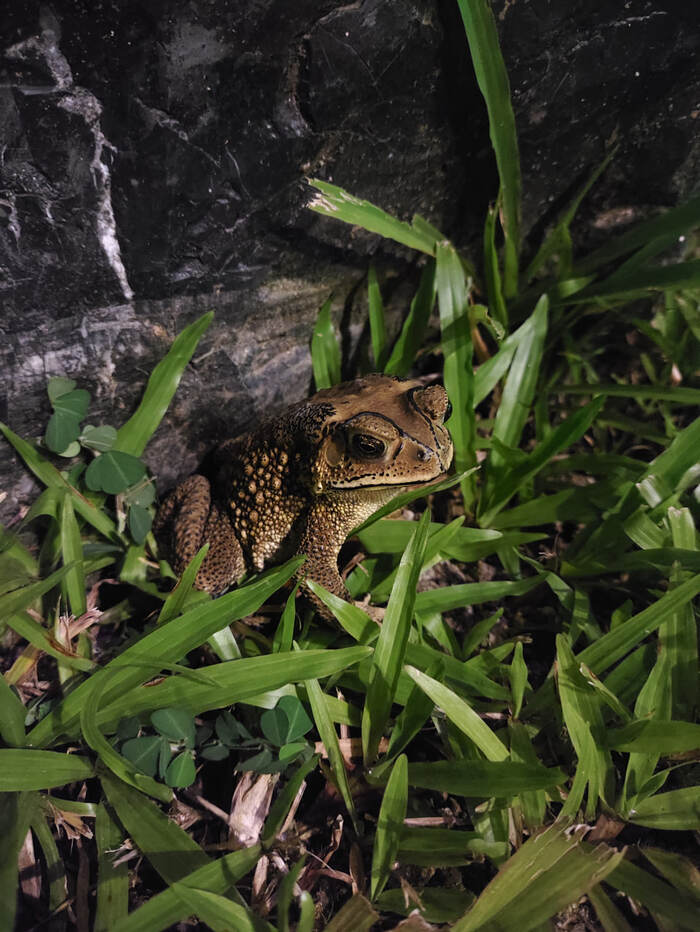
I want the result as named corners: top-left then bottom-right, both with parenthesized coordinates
top-left (1, 0), bottom-right (698, 520)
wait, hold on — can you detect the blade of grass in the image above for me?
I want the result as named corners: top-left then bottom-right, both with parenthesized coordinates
top-left (0, 792), bottom-right (35, 932)
top-left (559, 260), bottom-right (700, 305)
top-left (311, 295), bottom-right (341, 390)
top-left (384, 260), bottom-right (437, 377)
top-left (482, 294), bottom-right (548, 505)
top-left (483, 201), bottom-right (508, 327)
top-left (81, 673), bottom-right (172, 803)
top-left (323, 895), bottom-right (379, 932)
top-left (607, 856), bottom-right (699, 929)
top-left (405, 665), bottom-right (508, 761)
top-left (94, 803), bottom-right (129, 932)
top-left (525, 148), bottom-right (616, 282)
top-left (0, 750), bottom-right (94, 790)
top-left (480, 397), bottom-right (605, 525)
top-left (556, 635), bottom-right (614, 819)
top-left (0, 674), bottom-right (26, 747)
top-left (436, 241), bottom-right (477, 506)
top-left (172, 886), bottom-right (273, 932)
top-left (60, 492), bottom-right (87, 618)
top-left (627, 787), bottom-right (700, 831)
top-left (577, 573), bottom-right (700, 675)
top-left (370, 754), bottom-right (408, 900)
top-left (101, 770), bottom-right (207, 882)
top-left (403, 759), bottom-right (564, 797)
top-left (97, 646), bottom-right (371, 731)
top-left (113, 311), bottom-right (213, 456)
top-left (452, 825), bottom-right (622, 932)
top-left (306, 675), bottom-right (358, 830)
top-left (456, 0), bottom-right (521, 295)
top-left (308, 179), bottom-right (445, 255)
top-left (362, 510), bottom-right (430, 764)
top-left (367, 265), bottom-right (388, 370)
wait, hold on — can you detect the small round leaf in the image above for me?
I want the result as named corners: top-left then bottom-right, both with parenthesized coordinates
top-left (45, 412), bottom-right (81, 453)
top-left (200, 743), bottom-right (230, 761)
top-left (122, 736), bottom-right (162, 777)
top-left (80, 424), bottom-right (118, 452)
top-left (260, 707), bottom-right (289, 747)
top-left (165, 751), bottom-right (197, 788)
top-left (278, 741), bottom-right (309, 762)
top-left (278, 695), bottom-right (313, 741)
top-left (151, 707), bottom-right (196, 744)
top-left (47, 377), bottom-right (77, 403)
top-left (85, 451), bottom-right (147, 494)
top-left (53, 388), bottom-right (91, 420)
top-left (129, 504), bottom-right (153, 545)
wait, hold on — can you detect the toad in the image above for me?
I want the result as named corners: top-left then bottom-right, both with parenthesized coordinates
top-left (154, 374), bottom-right (453, 610)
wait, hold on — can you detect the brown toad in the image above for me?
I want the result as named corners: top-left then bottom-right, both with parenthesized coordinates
top-left (154, 374), bottom-right (453, 608)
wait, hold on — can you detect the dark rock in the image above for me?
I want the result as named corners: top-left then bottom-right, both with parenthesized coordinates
top-left (1, 0), bottom-right (698, 522)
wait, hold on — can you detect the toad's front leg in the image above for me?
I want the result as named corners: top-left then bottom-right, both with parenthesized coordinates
top-left (295, 500), bottom-right (384, 620)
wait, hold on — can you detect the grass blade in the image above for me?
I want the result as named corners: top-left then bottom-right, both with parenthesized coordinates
top-left (0, 750), bottom-right (94, 790)
top-left (101, 771), bottom-right (207, 882)
top-left (60, 492), bottom-right (87, 617)
top-left (384, 260), bottom-right (437, 377)
top-left (556, 635), bottom-right (613, 818)
top-left (456, 0), bottom-right (521, 295)
top-left (405, 760), bottom-right (564, 797)
top-left (0, 792), bottom-right (35, 931)
top-left (577, 573), bottom-right (700, 675)
top-left (306, 676), bottom-right (358, 829)
top-left (98, 646), bottom-right (370, 730)
top-left (362, 510), bottom-right (430, 764)
top-left (483, 201), bottom-right (508, 326)
top-left (627, 787), bottom-right (700, 831)
top-left (607, 857), bottom-right (699, 929)
top-left (559, 260), bottom-right (700, 304)
top-left (95, 803), bottom-right (129, 932)
top-left (0, 674), bottom-right (26, 747)
top-left (405, 665), bottom-right (508, 761)
top-left (114, 312), bottom-right (213, 456)
top-left (311, 295), bottom-right (341, 389)
top-left (308, 179), bottom-right (444, 255)
top-left (367, 265), bottom-right (388, 370)
top-left (436, 241), bottom-right (477, 506)
top-left (370, 754), bottom-right (407, 900)
top-left (482, 294), bottom-right (548, 505)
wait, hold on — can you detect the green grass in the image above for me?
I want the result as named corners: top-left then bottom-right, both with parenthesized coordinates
top-left (2, 0), bottom-right (700, 928)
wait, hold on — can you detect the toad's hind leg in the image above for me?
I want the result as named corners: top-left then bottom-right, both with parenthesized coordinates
top-left (154, 474), bottom-right (245, 595)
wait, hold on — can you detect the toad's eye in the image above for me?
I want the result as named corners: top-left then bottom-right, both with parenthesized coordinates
top-left (350, 434), bottom-right (386, 458)
top-left (444, 399), bottom-right (453, 421)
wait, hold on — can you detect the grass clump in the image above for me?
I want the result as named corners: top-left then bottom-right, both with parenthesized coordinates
top-left (1, 0), bottom-right (699, 929)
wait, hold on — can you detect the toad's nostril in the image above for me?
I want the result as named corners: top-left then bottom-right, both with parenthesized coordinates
top-left (417, 448), bottom-right (431, 462)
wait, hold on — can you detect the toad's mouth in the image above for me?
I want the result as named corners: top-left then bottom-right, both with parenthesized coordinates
top-left (326, 469), bottom-right (452, 492)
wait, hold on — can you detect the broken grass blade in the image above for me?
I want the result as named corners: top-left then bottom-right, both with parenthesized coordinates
top-left (308, 179), bottom-right (444, 255)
